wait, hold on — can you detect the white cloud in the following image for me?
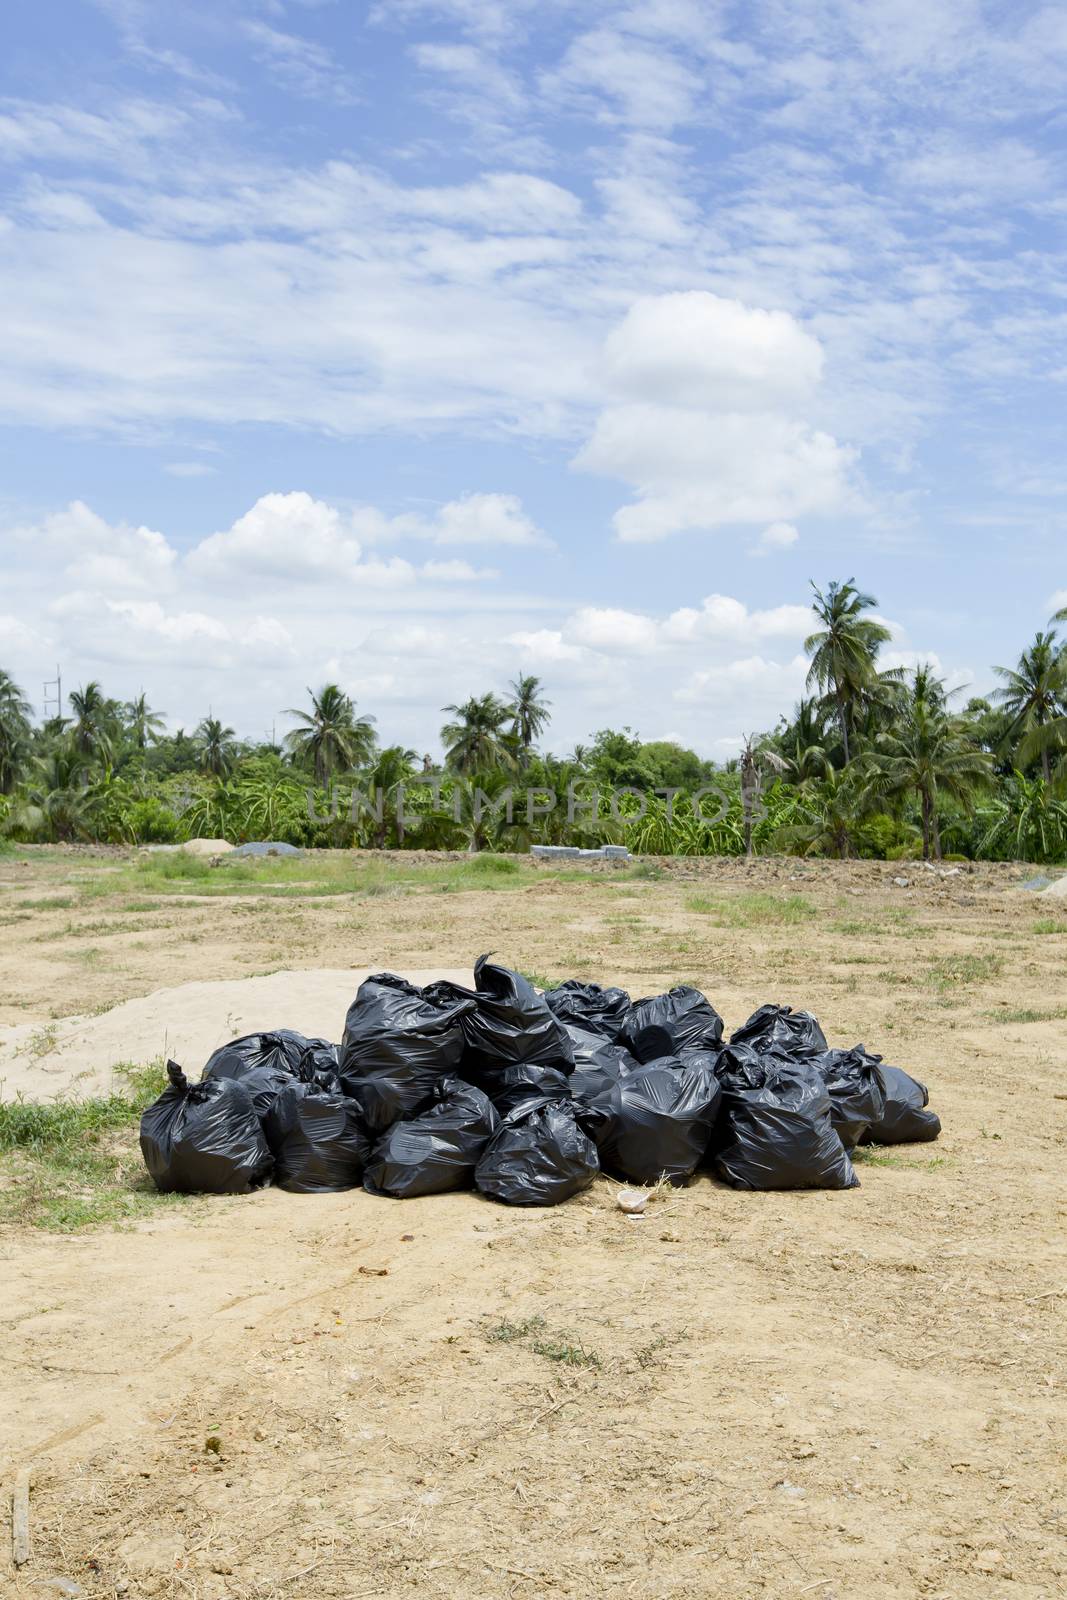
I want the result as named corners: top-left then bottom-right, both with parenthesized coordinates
top-left (575, 292), bottom-right (858, 541)
top-left (662, 595), bottom-right (813, 643)
top-left (600, 292), bottom-right (824, 411)
top-left (428, 492), bottom-right (548, 546)
top-left (188, 493), bottom-right (369, 582)
top-left (756, 520), bottom-right (800, 551)
top-left (565, 606), bottom-right (659, 654)
top-left (164, 461), bottom-right (216, 478)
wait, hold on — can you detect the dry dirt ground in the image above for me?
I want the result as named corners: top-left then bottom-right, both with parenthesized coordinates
top-left (1, 847), bottom-right (1065, 1600)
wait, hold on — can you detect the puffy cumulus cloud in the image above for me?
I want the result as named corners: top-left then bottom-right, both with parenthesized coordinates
top-left (427, 492), bottom-right (548, 547)
top-left (12, 500), bottom-right (178, 592)
top-left (662, 594), bottom-right (812, 644)
top-left (188, 492), bottom-right (368, 582)
top-left (564, 606), bottom-right (659, 654)
top-left (575, 292), bottom-right (858, 542)
top-left (600, 293), bottom-right (824, 412)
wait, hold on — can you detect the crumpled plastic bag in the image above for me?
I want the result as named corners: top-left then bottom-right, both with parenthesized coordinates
top-left (201, 1028), bottom-right (340, 1118)
top-left (339, 973), bottom-right (476, 1132)
top-left (475, 1097), bottom-right (598, 1206)
top-left (861, 1062), bottom-right (941, 1144)
top-left (140, 1060), bottom-right (273, 1194)
top-left (621, 986), bottom-right (724, 1058)
top-left (264, 1081), bottom-right (370, 1193)
top-left (595, 1058), bottom-right (722, 1186)
top-left (364, 1077), bottom-right (498, 1198)
top-left (545, 979), bottom-right (631, 1040)
top-left (812, 1046), bottom-right (888, 1150)
top-left (713, 1050), bottom-right (858, 1190)
top-left (729, 1004), bottom-right (827, 1058)
top-left (486, 1062), bottom-right (574, 1117)
top-left (456, 955), bottom-right (575, 1088)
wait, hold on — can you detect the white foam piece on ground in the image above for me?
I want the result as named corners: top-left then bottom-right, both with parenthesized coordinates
top-left (1039, 875), bottom-right (1067, 897)
top-left (0, 967), bottom-right (474, 1103)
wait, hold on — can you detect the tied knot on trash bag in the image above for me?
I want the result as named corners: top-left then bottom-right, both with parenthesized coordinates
top-left (140, 1060), bottom-right (273, 1195)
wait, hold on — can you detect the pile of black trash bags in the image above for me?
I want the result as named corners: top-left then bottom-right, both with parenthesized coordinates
top-left (140, 955), bottom-right (942, 1207)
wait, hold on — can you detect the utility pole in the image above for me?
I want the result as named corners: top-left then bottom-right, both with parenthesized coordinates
top-left (43, 663), bottom-right (62, 723)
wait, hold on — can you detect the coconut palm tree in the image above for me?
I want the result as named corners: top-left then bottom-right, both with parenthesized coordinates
top-left (69, 681), bottom-right (114, 767)
top-left (440, 694), bottom-right (517, 775)
top-left (0, 669), bottom-right (33, 794)
top-left (364, 745), bottom-right (418, 846)
top-left (285, 684), bottom-right (376, 785)
top-left (507, 673), bottom-right (551, 757)
top-left (992, 631), bottom-right (1067, 782)
top-left (775, 698), bottom-right (834, 784)
top-left (196, 716), bottom-right (237, 779)
top-left (864, 669), bottom-right (991, 860)
top-left (805, 579), bottom-right (893, 763)
top-left (124, 692), bottom-right (166, 750)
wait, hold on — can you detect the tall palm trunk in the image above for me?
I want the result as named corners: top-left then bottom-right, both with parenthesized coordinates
top-left (836, 685), bottom-right (850, 763)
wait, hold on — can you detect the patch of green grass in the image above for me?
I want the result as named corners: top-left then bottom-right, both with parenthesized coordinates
top-left (0, 1059), bottom-right (187, 1231)
top-left (16, 1023), bottom-right (59, 1060)
top-left (857, 1152), bottom-right (947, 1177)
top-left (483, 1314), bottom-right (600, 1369)
top-left (484, 1315), bottom-right (548, 1344)
top-left (923, 952), bottom-right (1003, 991)
top-left (985, 1004), bottom-right (1067, 1025)
top-left (516, 969), bottom-right (563, 991)
top-left (1033, 919), bottom-right (1067, 935)
top-left (17, 895), bottom-right (77, 910)
top-left (685, 892), bottom-right (817, 927)
top-left (852, 1148), bottom-right (948, 1172)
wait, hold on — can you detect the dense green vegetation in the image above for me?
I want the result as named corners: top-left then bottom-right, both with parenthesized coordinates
top-left (1, 581), bottom-right (1066, 860)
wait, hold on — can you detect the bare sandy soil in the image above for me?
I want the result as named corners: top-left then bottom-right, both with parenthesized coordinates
top-left (0, 848), bottom-right (1065, 1599)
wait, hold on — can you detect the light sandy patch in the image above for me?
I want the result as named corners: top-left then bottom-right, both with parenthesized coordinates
top-left (0, 967), bottom-right (473, 1100)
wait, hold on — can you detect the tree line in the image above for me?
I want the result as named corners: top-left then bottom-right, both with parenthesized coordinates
top-left (1, 581), bottom-right (1066, 861)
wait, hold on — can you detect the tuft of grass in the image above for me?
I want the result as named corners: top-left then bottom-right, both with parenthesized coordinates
top-left (1033, 919), bottom-right (1067, 936)
top-left (17, 895), bottom-right (77, 910)
top-left (853, 1148), bottom-right (948, 1171)
top-left (685, 892), bottom-right (817, 927)
top-left (483, 1314), bottom-right (601, 1369)
top-left (0, 1058), bottom-right (184, 1232)
top-left (517, 969), bottom-right (564, 991)
top-left (16, 1023), bottom-right (59, 1060)
top-left (923, 952), bottom-right (1003, 991)
top-left (485, 1315), bottom-right (547, 1344)
top-left (985, 1004), bottom-right (1067, 1025)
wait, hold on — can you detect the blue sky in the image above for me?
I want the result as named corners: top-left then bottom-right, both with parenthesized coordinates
top-left (1, 0), bottom-right (1065, 757)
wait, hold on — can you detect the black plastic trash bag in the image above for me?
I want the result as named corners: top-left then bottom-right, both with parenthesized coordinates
top-left (475, 1098), bottom-right (598, 1206)
top-left (813, 1047), bottom-right (888, 1151)
top-left (545, 979), bottom-right (631, 1040)
top-left (621, 986), bottom-right (724, 1057)
top-left (458, 955), bottom-right (576, 1078)
top-left (204, 1028), bottom-right (337, 1081)
top-left (140, 1060), bottom-right (273, 1194)
top-left (339, 973), bottom-right (476, 1133)
top-left (861, 1063), bottom-right (941, 1144)
top-left (487, 1063), bottom-right (574, 1117)
top-left (730, 1004), bottom-right (827, 1058)
top-left (713, 1052), bottom-right (858, 1190)
top-left (364, 1077), bottom-right (498, 1198)
top-left (202, 1029), bottom-right (339, 1116)
top-left (597, 1058), bottom-right (722, 1186)
top-left (263, 1081), bottom-right (370, 1193)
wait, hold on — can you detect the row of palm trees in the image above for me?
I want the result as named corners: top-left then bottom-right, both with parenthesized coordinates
top-left (3, 580), bottom-right (1067, 860)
